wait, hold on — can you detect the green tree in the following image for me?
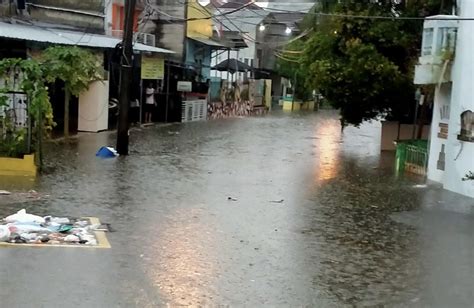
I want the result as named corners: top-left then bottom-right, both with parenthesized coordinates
top-left (0, 58), bottom-right (54, 164)
top-left (299, 0), bottom-right (455, 127)
top-left (277, 40), bottom-right (313, 101)
top-left (42, 46), bottom-right (102, 137)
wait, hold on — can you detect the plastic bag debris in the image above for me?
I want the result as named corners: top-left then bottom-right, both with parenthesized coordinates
top-left (51, 217), bottom-right (70, 224)
top-left (96, 146), bottom-right (118, 158)
top-left (1, 210), bottom-right (106, 246)
top-left (0, 190), bottom-right (11, 195)
top-left (9, 223), bottom-right (51, 234)
top-left (0, 226), bottom-right (10, 242)
top-left (4, 209), bottom-right (45, 224)
top-left (64, 235), bottom-right (80, 243)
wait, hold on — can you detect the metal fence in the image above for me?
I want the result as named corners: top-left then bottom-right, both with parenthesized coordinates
top-left (0, 91), bottom-right (31, 155)
top-left (181, 100), bottom-right (207, 123)
top-left (404, 144), bottom-right (428, 176)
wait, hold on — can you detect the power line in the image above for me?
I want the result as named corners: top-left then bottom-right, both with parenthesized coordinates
top-left (210, 2), bottom-right (257, 43)
top-left (74, 0), bottom-right (114, 45)
top-left (263, 7), bottom-right (473, 21)
top-left (274, 52), bottom-right (301, 63)
top-left (149, 2), bottom-right (256, 22)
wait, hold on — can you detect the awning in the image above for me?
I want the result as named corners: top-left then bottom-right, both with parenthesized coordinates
top-left (189, 37), bottom-right (226, 49)
top-left (212, 58), bottom-right (253, 74)
top-left (0, 21), bottom-right (174, 54)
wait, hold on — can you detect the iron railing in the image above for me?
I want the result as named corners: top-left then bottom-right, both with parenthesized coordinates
top-left (405, 144), bottom-right (428, 176)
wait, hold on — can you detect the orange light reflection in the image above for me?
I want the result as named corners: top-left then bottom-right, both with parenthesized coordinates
top-left (314, 121), bottom-right (341, 183)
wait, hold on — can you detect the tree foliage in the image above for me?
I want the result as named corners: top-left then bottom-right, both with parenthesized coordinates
top-left (0, 46), bottom-right (102, 157)
top-left (42, 46), bottom-right (102, 137)
top-left (42, 46), bottom-right (102, 97)
top-left (277, 40), bottom-right (313, 101)
top-left (294, 0), bottom-right (455, 126)
top-left (0, 58), bottom-right (54, 158)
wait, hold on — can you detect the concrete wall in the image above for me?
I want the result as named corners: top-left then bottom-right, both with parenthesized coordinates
top-left (381, 121), bottom-right (431, 151)
top-left (30, 0), bottom-right (104, 12)
top-left (28, 0), bottom-right (105, 33)
top-left (442, 0), bottom-right (474, 197)
top-left (427, 83), bottom-right (452, 183)
top-left (264, 79), bottom-right (272, 109)
top-left (29, 6), bottom-right (104, 32)
top-left (186, 0), bottom-right (213, 38)
top-left (104, 0), bottom-right (113, 34)
top-left (144, 0), bottom-right (186, 62)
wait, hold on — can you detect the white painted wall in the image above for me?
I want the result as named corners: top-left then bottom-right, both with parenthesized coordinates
top-left (104, 0), bottom-right (113, 35)
top-left (428, 83), bottom-right (451, 183)
top-left (430, 0), bottom-right (474, 197)
top-left (78, 81), bottom-right (109, 132)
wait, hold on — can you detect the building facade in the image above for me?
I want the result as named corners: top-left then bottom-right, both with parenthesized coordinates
top-left (415, 0), bottom-right (474, 198)
top-left (0, 0), bottom-right (172, 131)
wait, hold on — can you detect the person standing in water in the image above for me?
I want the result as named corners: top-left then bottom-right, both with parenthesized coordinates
top-left (145, 83), bottom-right (156, 123)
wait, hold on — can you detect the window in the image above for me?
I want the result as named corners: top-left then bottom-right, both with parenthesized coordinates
top-left (422, 28), bottom-right (434, 56)
top-left (112, 3), bottom-right (141, 32)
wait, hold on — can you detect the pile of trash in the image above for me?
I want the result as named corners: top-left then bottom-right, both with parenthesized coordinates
top-left (0, 209), bottom-right (101, 246)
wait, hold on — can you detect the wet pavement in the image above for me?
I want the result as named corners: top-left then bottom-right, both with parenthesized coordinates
top-left (0, 110), bottom-right (473, 307)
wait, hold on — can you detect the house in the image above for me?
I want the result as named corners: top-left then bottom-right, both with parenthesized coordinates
top-left (414, 0), bottom-right (474, 198)
top-left (0, 0), bottom-right (172, 132)
top-left (142, 0), bottom-right (226, 80)
top-left (210, 8), bottom-right (265, 81)
top-left (255, 11), bottom-right (306, 99)
top-left (137, 0), bottom-right (229, 121)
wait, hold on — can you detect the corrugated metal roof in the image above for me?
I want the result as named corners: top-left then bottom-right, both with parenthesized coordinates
top-left (0, 22), bottom-right (174, 54)
top-left (258, 2), bottom-right (315, 13)
top-left (189, 36), bottom-right (226, 48)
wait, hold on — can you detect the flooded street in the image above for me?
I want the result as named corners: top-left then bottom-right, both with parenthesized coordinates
top-left (0, 110), bottom-right (473, 307)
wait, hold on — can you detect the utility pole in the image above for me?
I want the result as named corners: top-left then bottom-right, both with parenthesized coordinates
top-left (116, 0), bottom-right (136, 155)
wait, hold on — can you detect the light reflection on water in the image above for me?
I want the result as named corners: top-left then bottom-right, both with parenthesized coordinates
top-left (144, 207), bottom-right (219, 306)
top-left (313, 119), bottom-right (341, 183)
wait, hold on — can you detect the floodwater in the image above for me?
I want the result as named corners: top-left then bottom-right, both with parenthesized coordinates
top-left (0, 110), bottom-right (473, 307)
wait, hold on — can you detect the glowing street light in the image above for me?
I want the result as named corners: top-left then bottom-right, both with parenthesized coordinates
top-left (259, 24), bottom-right (266, 32)
top-left (285, 27), bottom-right (292, 35)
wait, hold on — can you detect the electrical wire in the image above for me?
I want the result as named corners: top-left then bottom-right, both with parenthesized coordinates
top-left (149, 3), bottom-right (473, 23)
top-left (262, 6), bottom-right (473, 21)
top-left (274, 52), bottom-right (301, 63)
top-left (73, 0), bottom-right (113, 45)
top-left (209, 2), bottom-right (258, 43)
top-left (146, 1), bottom-right (256, 22)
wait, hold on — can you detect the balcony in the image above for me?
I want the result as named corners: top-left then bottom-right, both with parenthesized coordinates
top-left (414, 15), bottom-right (459, 85)
top-left (110, 30), bottom-right (156, 47)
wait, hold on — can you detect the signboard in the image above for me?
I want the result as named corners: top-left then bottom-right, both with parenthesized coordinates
top-left (141, 55), bottom-right (164, 80)
top-left (177, 81), bottom-right (192, 92)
